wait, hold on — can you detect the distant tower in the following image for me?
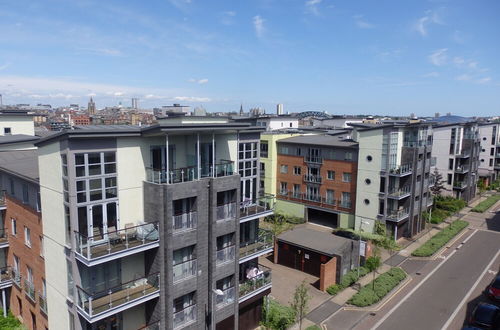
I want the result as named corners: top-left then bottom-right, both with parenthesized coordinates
top-left (277, 103), bottom-right (283, 115)
top-left (240, 104), bottom-right (244, 115)
top-left (87, 97), bottom-right (96, 116)
top-left (131, 98), bottom-right (138, 109)
top-left (435, 112), bottom-right (440, 118)
top-left (0, 94), bottom-right (3, 106)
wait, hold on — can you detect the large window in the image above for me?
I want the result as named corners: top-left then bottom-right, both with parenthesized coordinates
top-left (24, 226), bottom-right (31, 248)
top-left (260, 141), bottom-right (268, 158)
top-left (342, 172), bottom-right (352, 182)
top-left (75, 152), bottom-right (116, 177)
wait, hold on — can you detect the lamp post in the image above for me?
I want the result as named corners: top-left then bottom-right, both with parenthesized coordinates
top-left (211, 289), bottom-right (224, 330)
top-left (357, 220), bottom-right (370, 278)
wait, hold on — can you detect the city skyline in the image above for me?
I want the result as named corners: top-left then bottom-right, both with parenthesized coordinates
top-left (0, 0), bottom-right (499, 116)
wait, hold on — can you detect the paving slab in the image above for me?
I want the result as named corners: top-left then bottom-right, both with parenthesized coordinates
top-left (306, 300), bottom-right (342, 324)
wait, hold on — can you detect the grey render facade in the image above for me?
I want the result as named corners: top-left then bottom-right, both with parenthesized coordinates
top-left (478, 122), bottom-right (500, 184)
top-left (36, 117), bottom-right (274, 330)
top-left (352, 122), bottom-right (434, 240)
top-left (431, 122), bottom-right (480, 202)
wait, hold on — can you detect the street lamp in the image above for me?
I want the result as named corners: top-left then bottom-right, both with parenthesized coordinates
top-left (357, 220), bottom-right (370, 278)
top-left (211, 289), bottom-right (224, 330)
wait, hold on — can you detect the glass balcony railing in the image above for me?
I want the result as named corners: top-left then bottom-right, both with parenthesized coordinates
top-left (303, 174), bottom-right (322, 183)
top-left (456, 150), bottom-right (471, 158)
top-left (173, 305), bottom-right (196, 329)
top-left (76, 273), bottom-right (160, 319)
top-left (216, 287), bottom-right (235, 309)
top-left (240, 194), bottom-right (275, 220)
top-left (216, 246), bottom-right (235, 265)
top-left (216, 202), bottom-right (237, 221)
top-left (239, 265), bottom-right (272, 302)
top-left (173, 259), bottom-right (197, 283)
top-left (239, 229), bottom-right (273, 260)
top-left (386, 209), bottom-right (410, 222)
top-left (74, 222), bottom-right (159, 263)
top-left (455, 165), bottom-right (470, 173)
top-left (39, 291), bottom-right (48, 314)
top-left (173, 212), bottom-right (197, 233)
top-left (388, 164), bottom-right (412, 176)
top-left (453, 181), bottom-right (468, 189)
top-left (0, 229), bottom-right (8, 246)
top-left (387, 186), bottom-right (411, 199)
top-left (146, 161), bottom-right (234, 184)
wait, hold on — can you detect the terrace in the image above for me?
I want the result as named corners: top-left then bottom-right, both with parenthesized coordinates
top-left (239, 229), bottom-right (273, 264)
top-left (240, 194), bottom-right (275, 223)
top-left (239, 265), bottom-right (272, 303)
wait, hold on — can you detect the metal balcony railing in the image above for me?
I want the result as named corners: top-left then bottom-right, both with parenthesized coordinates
top-left (172, 212), bottom-right (197, 233)
top-left (387, 186), bottom-right (411, 199)
top-left (0, 267), bottom-right (12, 284)
top-left (173, 259), bottom-right (197, 283)
top-left (23, 278), bottom-right (36, 302)
top-left (303, 174), bottom-right (322, 183)
top-left (216, 287), bottom-right (235, 309)
top-left (74, 222), bottom-right (159, 263)
top-left (216, 202), bottom-right (237, 221)
top-left (173, 305), bottom-right (196, 329)
top-left (216, 246), bottom-right (235, 265)
top-left (305, 156), bottom-right (322, 164)
top-left (76, 273), bottom-right (160, 319)
top-left (39, 291), bottom-right (48, 314)
top-left (388, 164), bottom-right (412, 176)
top-left (0, 229), bottom-right (8, 246)
top-left (11, 268), bottom-right (21, 287)
top-left (386, 209), bottom-right (410, 222)
top-left (240, 194), bottom-right (275, 220)
top-left (239, 229), bottom-right (273, 260)
top-left (146, 160), bottom-right (234, 184)
top-left (239, 265), bottom-right (272, 302)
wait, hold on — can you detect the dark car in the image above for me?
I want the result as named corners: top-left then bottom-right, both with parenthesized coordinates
top-left (488, 275), bottom-right (500, 302)
top-left (469, 302), bottom-right (500, 329)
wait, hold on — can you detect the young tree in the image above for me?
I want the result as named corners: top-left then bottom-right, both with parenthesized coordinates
top-left (430, 168), bottom-right (445, 196)
top-left (477, 179), bottom-right (486, 196)
top-left (365, 256), bottom-right (381, 290)
top-left (291, 281), bottom-right (310, 330)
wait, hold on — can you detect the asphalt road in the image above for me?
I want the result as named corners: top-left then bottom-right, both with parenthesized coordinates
top-left (373, 229), bottom-right (500, 330)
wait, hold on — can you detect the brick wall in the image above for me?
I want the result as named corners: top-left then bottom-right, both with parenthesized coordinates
top-left (319, 257), bottom-right (337, 291)
top-left (5, 196), bottom-right (48, 330)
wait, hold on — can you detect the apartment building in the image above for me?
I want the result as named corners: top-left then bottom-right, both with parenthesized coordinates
top-left (275, 135), bottom-right (358, 229)
top-left (431, 122), bottom-right (480, 202)
top-left (0, 150), bottom-right (47, 330)
top-left (36, 116), bottom-right (274, 330)
top-left (478, 122), bottom-right (500, 185)
top-left (351, 122), bottom-right (434, 239)
top-left (0, 110), bottom-right (35, 136)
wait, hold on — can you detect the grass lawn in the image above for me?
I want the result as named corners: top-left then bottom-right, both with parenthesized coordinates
top-left (471, 194), bottom-right (500, 213)
top-left (411, 220), bottom-right (469, 257)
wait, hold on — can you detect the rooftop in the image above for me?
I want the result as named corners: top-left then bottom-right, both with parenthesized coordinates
top-left (0, 134), bottom-right (39, 145)
top-left (0, 149), bottom-right (39, 183)
top-left (278, 226), bottom-right (352, 257)
top-left (278, 134), bottom-right (358, 148)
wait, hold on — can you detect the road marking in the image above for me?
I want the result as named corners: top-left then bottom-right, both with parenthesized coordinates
top-left (371, 229), bottom-right (481, 330)
top-left (488, 270), bottom-right (496, 275)
top-left (461, 229), bottom-right (477, 244)
top-left (441, 248), bottom-right (500, 330)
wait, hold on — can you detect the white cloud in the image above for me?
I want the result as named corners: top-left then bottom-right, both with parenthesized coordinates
top-left (188, 78), bottom-right (208, 84)
top-left (253, 15), bottom-right (265, 38)
top-left (428, 48), bottom-right (448, 66)
top-left (415, 10), bottom-right (443, 36)
top-left (476, 77), bottom-right (491, 84)
top-left (305, 0), bottom-right (322, 16)
top-left (79, 48), bottom-right (123, 56)
top-left (0, 62), bottom-right (11, 71)
top-left (353, 15), bottom-right (375, 29)
top-left (423, 72), bottom-right (440, 78)
top-left (456, 74), bottom-right (471, 81)
top-left (220, 11), bottom-right (236, 25)
top-left (173, 96), bottom-right (211, 102)
top-left (453, 57), bottom-right (465, 65)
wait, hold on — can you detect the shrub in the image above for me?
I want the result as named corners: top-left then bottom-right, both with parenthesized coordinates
top-left (326, 284), bottom-right (343, 295)
top-left (326, 267), bottom-right (369, 296)
top-left (412, 220), bottom-right (469, 257)
top-left (261, 299), bottom-right (296, 330)
top-left (471, 194), bottom-right (500, 213)
top-left (0, 310), bottom-right (24, 329)
top-left (306, 325), bottom-right (322, 330)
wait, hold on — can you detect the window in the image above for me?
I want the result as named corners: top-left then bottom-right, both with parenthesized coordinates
top-left (279, 146), bottom-right (289, 155)
top-left (447, 174), bottom-right (452, 185)
top-left (13, 255), bottom-right (20, 272)
top-left (64, 205), bottom-right (71, 245)
top-left (67, 259), bottom-right (74, 298)
top-left (326, 189), bottom-right (335, 204)
top-left (293, 184), bottom-right (301, 198)
top-left (491, 148), bottom-right (495, 156)
top-left (341, 192), bottom-right (351, 207)
top-left (342, 172), bottom-right (352, 182)
top-left (24, 226), bottom-right (31, 247)
top-left (280, 165), bottom-right (288, 174)
top-left (9, 178), bottom-right (14, 195)
top-left (173, 246), bottom-right (196, 282)
top-left (36, 192), bottom-right (41, 212)
top-left (173, 292), bottom-right (196, 328)
top-left (345, 152), bottom-right (353, 160)
top-left (22, 184), bottom-right (29, 204)
top-left (4, 127), bottom-right (11, 135)
top-left (216, 276), bottom-right (234, 307)
top-left (366, 155), bottom-right (373, 162)
top-left (327, 170), bottom-right (335, 180)
top-left (280, 182), bottom-right (288, 195)
top-left (75, 152), bottom-right (116, 178)
top-left (293, 166), bottom-right (301, 175)
top-left (40, 236), bottom-right (44, 257)
top-left (295, 148), bottom-right (302, 156)
top-left (489, 159), bottom-right (493, 166)
top-left (448, 159), bottom-right (454, 170)
top-left (260, 142), bottom-right (269, 158)
top-left (11, 218), bottom-right (17, 236)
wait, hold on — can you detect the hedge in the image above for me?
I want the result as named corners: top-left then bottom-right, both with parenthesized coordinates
top-left (471, 194), bottom-right (500, 213)
top-left (411, 220), bottom-right (469, 257)
top-left (347, 268), bottom-right (407, 307)
top-left (326, 267), bottom-right (369, 296)
top-left (430, 197), bottom-right (467, 224)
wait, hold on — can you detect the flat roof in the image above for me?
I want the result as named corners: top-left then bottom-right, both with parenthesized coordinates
top-left (0, 134), bottom-right (39, 145)
top-left (277, 226), bottom-right (352, 257)
top-left (277, 134), bottom-right (358, 148)
top-left (0, 149), bottom-right (39, 183)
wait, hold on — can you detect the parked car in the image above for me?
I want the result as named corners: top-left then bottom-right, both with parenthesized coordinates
top-left (487, 275), bottom-right (500, 302)
top-left (469, 302), bottom-right (500, 329)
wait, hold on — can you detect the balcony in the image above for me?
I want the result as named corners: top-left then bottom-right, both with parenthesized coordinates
top-left (216, 287), bottom-right (235, 309)
top-left (240, 194), bottom-right (275, 222)
top-left (303, 174), bottom-right (322, 184)
top-left (0, 267), bottom-right (12, 289)
top-left (239, 229), bottom-right (273, 263)
top-left (173, 211), bottom-right (197, 233)
top-left (145, 160), bottom-right (235, 185)
top-left (39, 291), bottom-right (48, 315)
top-left (76, 273), bottom-right (160, 323)
top-left (239, 265), bottom-right (272, 303)
top-left (216, 246), bottom-right (235, 265)
top-left (23, 278), bottom-right (36, 302)
top-left (387, 186), bottom-right (411, 200)
top-left (455, 165), bottom-right (470, 174)
top-left (403, 140), bottom-right (427, 148)
top-left (11, 268), bottom-right (21, 288)
top-left (74, 222), bottom-right (160, 267)
top-left (305, 156), bottom-right (322, 164)
top-left (0, 229), bottom-right (8, 249)
top-left (216, 202), bottom-right (237, 221)
top-left (386, 209), bottom-right (410, 222)
top-left (173, 259), bottom-right (197, 283)
top-left (173, 305), bottom-right (196, 329)
top-left (0, 191), bottom-right (5, 210)
top-left (453, 181), bottom-right (468, 190)
top-left (388, 164), bottom-right (412, 177)
top-left (456, 150), bottom-right (471, 158)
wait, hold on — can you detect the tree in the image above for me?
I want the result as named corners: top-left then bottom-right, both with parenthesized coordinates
top-left (365, 256), bottom-right (381, 290)
top-left (430, 168), bottom-right (445, 196)
top-left (291, 281), bottom-right (310, 330)
top-left (478, 179), bottom-right (486, 196)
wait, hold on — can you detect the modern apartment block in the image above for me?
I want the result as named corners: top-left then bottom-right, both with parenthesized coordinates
top-left (351, 122), bottom-right (434, 239)
top-left (431, 122), bottom-right (480, 202)
top-left (275, 135), bottom-right (358, 228)
top-left (0, 150), bottom-right (47, 330)
top-left (478, 122), bottom-right (500, 184)
top-left (36, 116), bottom-right (274, 330)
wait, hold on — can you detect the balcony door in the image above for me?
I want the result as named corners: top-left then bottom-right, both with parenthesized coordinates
top-left (198, 142), bottom-right (214, 177)
top-left (151, 146), bottom-right (176, 172)
top-left (78, 202), bottom-right (118, 244)
top-left (241, 178), bottom-right (256, 204)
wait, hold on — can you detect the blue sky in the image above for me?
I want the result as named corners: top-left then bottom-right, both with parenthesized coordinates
top-left (0, 0), bottom-right (499, 116)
